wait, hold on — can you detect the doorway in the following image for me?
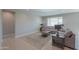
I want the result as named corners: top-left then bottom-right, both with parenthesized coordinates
top-left (2, 10), bottom-right (15, 39)
top-left (1, 10), bottom-right (15, 49)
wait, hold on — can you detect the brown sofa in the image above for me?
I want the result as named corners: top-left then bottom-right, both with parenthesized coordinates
top-left (64, 31), bottom-right (75, 49)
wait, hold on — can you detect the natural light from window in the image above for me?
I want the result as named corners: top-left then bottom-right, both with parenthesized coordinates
top-left (47, 17), bottom-right (63, 26)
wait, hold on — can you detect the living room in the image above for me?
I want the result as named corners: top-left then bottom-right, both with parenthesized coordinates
top-left (1, 0), bottom-right (79, 59)
top-left (0, 9), bottom-right (79, 50)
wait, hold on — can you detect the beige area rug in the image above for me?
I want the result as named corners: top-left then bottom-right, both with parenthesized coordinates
top-left (20, 33), bottom-right (52, 49)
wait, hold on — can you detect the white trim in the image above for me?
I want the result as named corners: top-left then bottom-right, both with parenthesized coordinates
top-left (15, 31), bottom-right (38, 38)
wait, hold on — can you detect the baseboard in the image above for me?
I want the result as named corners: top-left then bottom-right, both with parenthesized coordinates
top-left (15, 31), bottom-right (38, 38)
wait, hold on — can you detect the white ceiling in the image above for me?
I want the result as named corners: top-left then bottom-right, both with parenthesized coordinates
top-left (16, 9), bottom-right (79, 16)
top-left (28, 9), bottom-right (79, 16)
top-left (30, 9), bottom-right (58, 12)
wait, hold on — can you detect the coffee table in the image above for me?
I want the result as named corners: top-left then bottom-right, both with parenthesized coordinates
top-left (51, 31), bottom-right (65, 49)
top-left (52, 36), bottom-right (65, 49)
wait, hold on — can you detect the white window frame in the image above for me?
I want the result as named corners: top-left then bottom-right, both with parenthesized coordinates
top-left (47, 17), bottom-right (63, 26)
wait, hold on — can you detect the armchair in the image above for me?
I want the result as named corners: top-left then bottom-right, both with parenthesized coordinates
top-left (64, 31), bottom-right (75, 49)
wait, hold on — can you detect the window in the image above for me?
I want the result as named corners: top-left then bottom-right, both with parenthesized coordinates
top-left (47, 17), bottom-right (63, 26)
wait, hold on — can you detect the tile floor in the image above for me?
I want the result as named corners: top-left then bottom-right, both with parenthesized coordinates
top-left (1, 32), bottom-right (72, 50)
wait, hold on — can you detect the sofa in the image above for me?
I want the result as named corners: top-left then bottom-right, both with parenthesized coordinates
top-left (64, 31), bottom-right (75, 49)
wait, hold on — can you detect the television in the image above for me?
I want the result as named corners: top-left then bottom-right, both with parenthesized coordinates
top-left (55, 25), bottom-right (61, 30)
